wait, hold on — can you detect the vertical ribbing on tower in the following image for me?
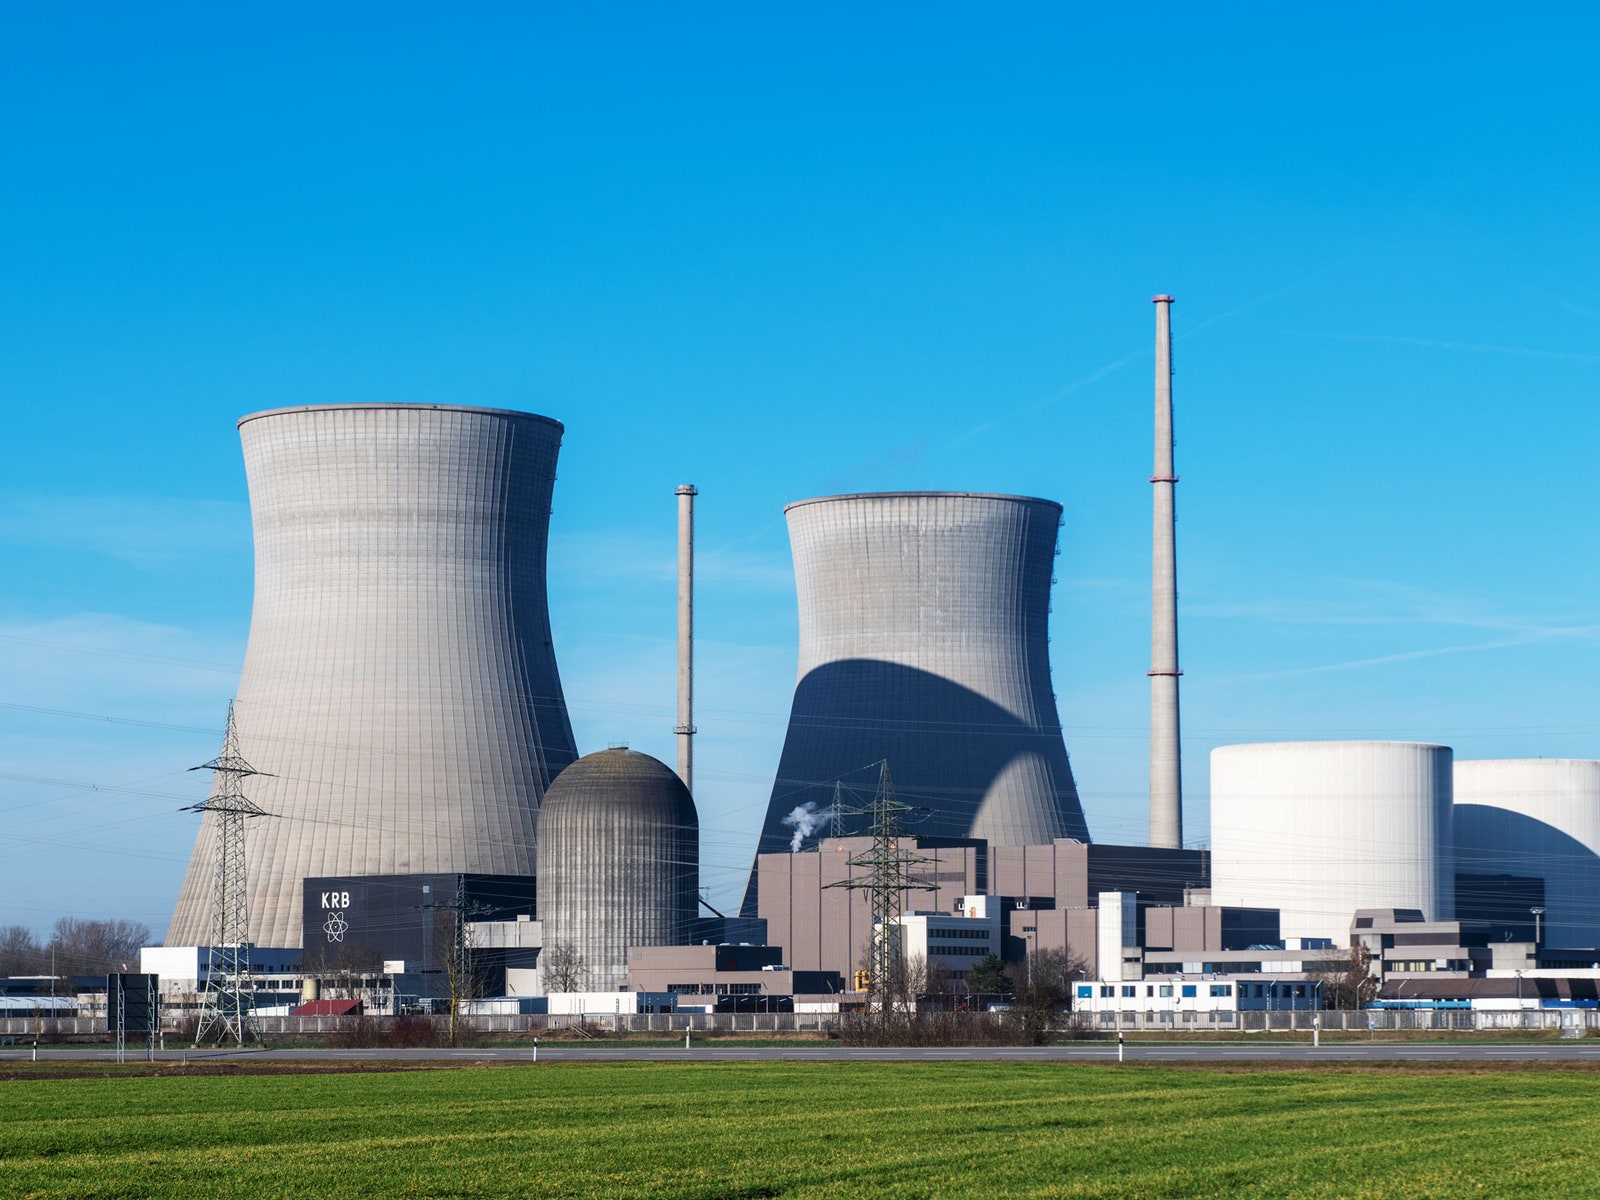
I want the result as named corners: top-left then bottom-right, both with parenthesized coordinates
top-left (675, 484), bottom-right (698, 793)
top-left (1149, 295), bottom-right (1183, 849)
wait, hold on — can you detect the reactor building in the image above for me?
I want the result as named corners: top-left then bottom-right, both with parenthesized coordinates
top-left (167, 403), bottom-right (579, 949)
top-left (1209, 740), bottom-right (1454, 945)
top-left (536, 747), bottom-right (700, 992)
top-left (1454, 758), bottom-right (1600, 949)
top-left (741, 491), bottom-right (1090, 914)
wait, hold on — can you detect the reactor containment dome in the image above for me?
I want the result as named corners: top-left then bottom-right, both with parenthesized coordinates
top-left (168, 403), bottom-right (579, 949)
top-left (1209, 740), bottom-right (1453, 945)
top-left (1454, 758), bottom-right (1600, 950)
top-left (741, 491), bottom-right (1090, 914)
top-left (536, 747), bottom-right (699, 992)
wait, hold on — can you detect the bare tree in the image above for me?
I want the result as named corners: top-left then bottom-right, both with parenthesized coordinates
top-left (542, 941), bottom-right (586, 993)
top-left (441, 919), bottom-right (488, 1047)
top-left (0, 926), bottom-right (44, 976)
top-left (47, 918), bottom-right (150, 976)
top-left (1313, 942), bottom-right (1379, 1010)
top-left (1025, 947), bottom-right (1091, 1009)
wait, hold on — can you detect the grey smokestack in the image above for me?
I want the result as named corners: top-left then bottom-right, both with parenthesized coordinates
top-left (675, 484), bottom-right (698, 792)
top-left (1149, 295), bottom-right (1183, 848)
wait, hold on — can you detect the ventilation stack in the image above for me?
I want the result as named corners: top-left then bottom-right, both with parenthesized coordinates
top-left (675, 484), bottom-right (697, 793)
top-left (1149, 295), bottom-right (1184, 849)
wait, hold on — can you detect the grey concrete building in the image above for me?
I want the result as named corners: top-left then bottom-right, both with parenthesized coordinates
top-left (536, 748), bottom-right (699, 992)
top-left (742, 491), bottom-right (1091, 914)
top-left (168, 404), bottom-right (578, 948)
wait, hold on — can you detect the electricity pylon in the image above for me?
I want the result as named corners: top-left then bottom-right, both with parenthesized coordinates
top-left (825, 762), bottom-right (933, 1012)
top-left (183, 701), bottom-right (271, 1045)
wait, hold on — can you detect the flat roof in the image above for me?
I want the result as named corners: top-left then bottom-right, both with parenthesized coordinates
top-left (238, 404), bottom-right (562, 429)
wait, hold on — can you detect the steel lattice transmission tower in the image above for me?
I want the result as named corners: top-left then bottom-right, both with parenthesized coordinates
top-left (183, 701), bottom-right (271, 1045)
top-left (826, 762), bottom-right (933, 1012)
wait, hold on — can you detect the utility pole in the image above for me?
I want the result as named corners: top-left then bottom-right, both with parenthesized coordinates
top-left (184, 701), bottom-right (272, 1045)
top-left (420, 878), bottom-right (492, 1045)
top-left (825, 763), bottom-right (934, 1013)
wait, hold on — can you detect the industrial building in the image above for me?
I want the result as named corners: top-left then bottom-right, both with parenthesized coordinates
top-left (168, 404), bottom-right (579, 949)
top-left (119, 300), bottom-right (1600, 1034)
top-left (1209, 741), bottom-right (1455, 945)
top-left (742, 490), bottom-right (1091, 915)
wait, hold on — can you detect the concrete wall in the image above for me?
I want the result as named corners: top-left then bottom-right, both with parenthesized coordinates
top-left (168, 404), bottom-right (578, 949)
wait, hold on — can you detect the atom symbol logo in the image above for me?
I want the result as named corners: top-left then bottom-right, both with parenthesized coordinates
top-left (323, 911), bottom-right (349, 943)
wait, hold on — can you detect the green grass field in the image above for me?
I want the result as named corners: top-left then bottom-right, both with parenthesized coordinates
top-left (1, 1062), bottom-right (1596, 1198)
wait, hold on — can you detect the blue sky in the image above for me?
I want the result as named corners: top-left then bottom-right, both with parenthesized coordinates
top-left (2, 5), bottom-right (1597, 936)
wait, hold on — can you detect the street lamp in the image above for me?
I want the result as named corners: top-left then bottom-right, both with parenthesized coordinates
top-left (1021, 925), bottom-right (1037, 987)
top-left (1531, 907), bottom-right (1545, 946)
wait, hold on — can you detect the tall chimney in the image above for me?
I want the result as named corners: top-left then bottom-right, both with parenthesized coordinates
top-left (675, 484), bottom-right (698, 793)
top-left (1149, 295), bottom-right (1183, 848)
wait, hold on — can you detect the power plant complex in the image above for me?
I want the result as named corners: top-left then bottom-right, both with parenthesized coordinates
top-left (119, 299), bottom-right (1600, 1032)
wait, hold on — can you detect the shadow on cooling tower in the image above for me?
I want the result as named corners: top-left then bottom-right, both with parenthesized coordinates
top-left (741, 658), bottom-right (1087, 915)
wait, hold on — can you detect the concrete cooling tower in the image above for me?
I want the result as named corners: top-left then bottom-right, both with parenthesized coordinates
top-left (1454, 759), bottom-right (1600, 949)
top-left (741, 491), bottom-right (1090, 914)
top-left (536, 748), bottom-right (699, 991)
top-left (1210, 741), bottom-right (1453, 944)
top-left (167, 404), bottom-right (579, 948)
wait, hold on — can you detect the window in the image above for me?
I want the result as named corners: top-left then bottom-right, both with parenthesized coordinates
top-left (1100, 985), bottom-right (1114, 998)
top-left (1181, 984), bottom-right (1197, 998)
top-left (1146, 985), bottom-right (1155, 997)
top-left (1158, 985), bottom-right (1173, 998)
top-left (1122, 985), bottom-right (1136, 998)
top-left (1209, 984), bottom-right (1232, 998)
top-left (1077, 984), bottom-right (1093, 999)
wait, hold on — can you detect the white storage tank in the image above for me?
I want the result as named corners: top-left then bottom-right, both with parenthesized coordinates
top-left (1210, 741), bottom-right (1453, 944)
top-left (1454, 759), bottom-right (1600, 949)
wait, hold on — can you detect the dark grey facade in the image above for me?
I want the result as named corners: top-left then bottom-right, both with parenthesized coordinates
top-left (742, 492), bottom-right (1091, 915)
top-left (300, 873), bottom-right (538, 973)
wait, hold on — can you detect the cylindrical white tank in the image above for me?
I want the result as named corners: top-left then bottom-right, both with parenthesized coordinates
top-left (536, 748), bottom-right (699, 992)
top-left (1454, 759), bottom-right (1600, 949)
top-left (1210, 741), bottom-right (1453, 944)
top-left (167, 404), bottom-right (579, 949)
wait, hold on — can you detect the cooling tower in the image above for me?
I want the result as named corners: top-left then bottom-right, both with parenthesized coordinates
top-left (1210, 741), bottom-right (1453, 944)
top-left (167, 403), bottom-right (579, 949)
top-left (537, 748), bottom-right (699, 991)
top-left (1454, 759), bottom-right (1600, 949)
top-left (741, 491), bottom-right (1090, 914)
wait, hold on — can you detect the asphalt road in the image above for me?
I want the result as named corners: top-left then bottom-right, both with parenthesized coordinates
top-left (6, 1041), bottom-right (1600, 1064)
